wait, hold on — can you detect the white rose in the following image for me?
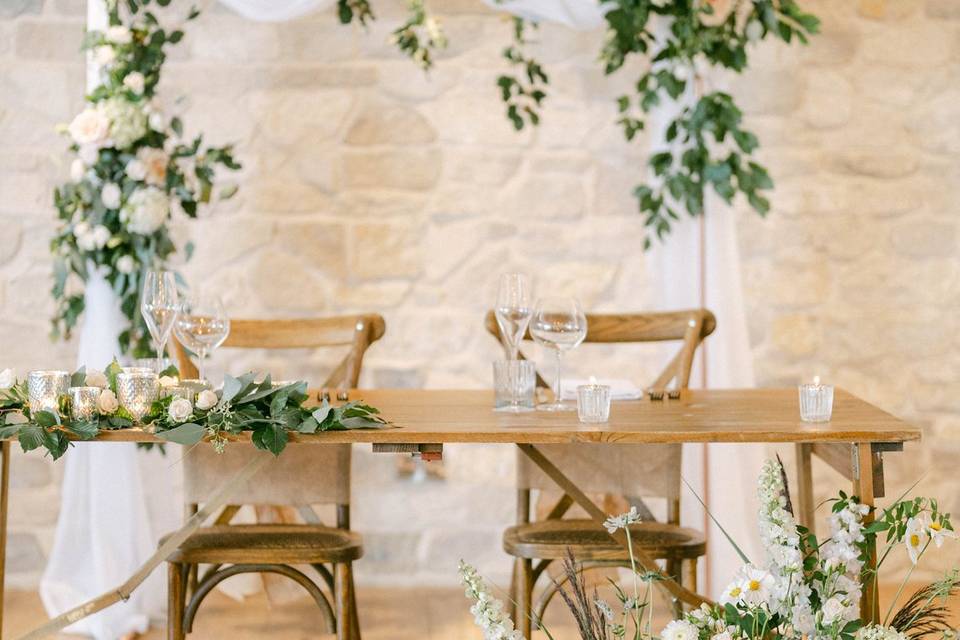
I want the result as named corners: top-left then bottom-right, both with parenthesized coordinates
top-left (159, 375), bottom-right (178, 388)
top-left (91, 225), bottom-right (111, 249)
top-left (745, 19), bottom-right (763, 42)
top-left (93, 45), bottom-right (116, 67)
top-left (122, 187), bottom-right (169, 235)
top-left (195, 389), bottom-right (218, 411)
top-left (0, 368), bottom-right (14, 390)
top-left (70, 158), bottom-right (85, 182)
top-left (68, 108), bottom-right (110, 146)
top-left (168, 397), bottom-right (193, 422)
top-left (79, 143), bottom-right (100, 166)
top-left (98, 389), bottom-right (119, 414)
top-left (85, 370), bottom-right (109, 388)
top-left (74, 222), bottom-right (96, 252)
top-left (116, 255), bottom-right (136, 274)
top-left (148, 111), bottom-right (165, 132)
top-left (123, 71), bottom-right (145, 95)
top-left (101, 182), bottom-right (121, 209)
top-left (137, 147), bottom-right (168, 187)
top-left (125, 159), bottom-right (146, 181)
top-left (105, 25), bottom-right (132, 45)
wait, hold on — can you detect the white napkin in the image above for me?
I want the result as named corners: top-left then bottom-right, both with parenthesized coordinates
top-left (560, 378), bottom-right (643, 400)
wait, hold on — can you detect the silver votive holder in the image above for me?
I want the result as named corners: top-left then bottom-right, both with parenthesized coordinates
top-left (162, 385), bottom-right (194, 402)
top-left (493, 360), bottom-right (535, 412)
top-left (28, 370), bottom-right (70, 415)
top-left (69, 386), bottom-right (101, 421)
top-left (577, 383), bottom-right (611, 424)
top-left (799, 378), bottom-right (834, 422)
top-left (116, 371), bottom-right (159, 421)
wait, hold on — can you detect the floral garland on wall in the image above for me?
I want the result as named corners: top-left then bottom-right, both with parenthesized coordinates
top-left (51, 0), bottom-right (240, 357)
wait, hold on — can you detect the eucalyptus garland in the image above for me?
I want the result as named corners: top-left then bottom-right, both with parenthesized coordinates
top-left (0, 366), bottom-right (388, 461)
top-left (51, 0), bottom-right (240, 358)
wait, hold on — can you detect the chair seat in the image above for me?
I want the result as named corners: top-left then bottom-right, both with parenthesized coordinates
top-left (163, 524), bottom-right (363, 564)
top-left (503, 519), bottom-right (705, 561)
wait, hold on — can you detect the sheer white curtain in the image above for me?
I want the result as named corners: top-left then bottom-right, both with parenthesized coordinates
top-left (216, 0), bottom-right (335, 21)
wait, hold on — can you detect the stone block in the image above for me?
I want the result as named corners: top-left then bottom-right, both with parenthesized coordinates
top-left (771, 314), bottom-right (820, 357)
top-left (445, 149), bottom-right (521, 187)
top-left (349, 223), bottom-right (422, 279)
top-left (15, 20), bottom-right (84, 61)
top-left (278, 19), bottom-right (358, 62)
top-left (500, 173), bottom-right (585, 220)
top-left (341, 149), bottom-right (441, 191)
top-left (890, 221), bottom-right (957, 258)
top-left (800, 71), bottom-right (852, 129)
top-left (927, 0), bottom-right (960, 18)
top-left (250, 251), bottom-right (329, 311)
top-left (727, 69), bottom-right (804, 116)
top-left (253, 88), bottom-right (353, 147)
top-left (345, 103), bottom-right (437, 145)
top-left (860, 22), bottom-right (951, 66)
top-left (0, 0), bottom-right (41, 18)
top-left (273, 221), bottom-right (347, 277)
top-left (0, 217), bottom-right (23, 265)
top-left (800, 23), bottom-right (860, 66)
top-left (189, 20), bottom-right (281, 62)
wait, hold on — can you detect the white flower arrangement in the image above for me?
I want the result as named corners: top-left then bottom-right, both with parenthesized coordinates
top-left (458, 561), bottom-right (524, 640)
top-left (51, 2), bottom-right (239, 357)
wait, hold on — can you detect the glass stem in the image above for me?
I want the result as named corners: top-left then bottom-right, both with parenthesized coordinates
top-left (554, 348), bottom-right (563, 405)
top-left (198, 348), bottom-right (207, 382)
top-left (157, 338), bottom-right (166, 374)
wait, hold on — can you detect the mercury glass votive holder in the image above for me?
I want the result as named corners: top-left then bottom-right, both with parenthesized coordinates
top-left (798, 382), bottom-right (834, 422)
top-left (577, 383), bottom-right (611, 424)
top-left (116, 371), bottom-right (159, 421)
top-left (28, 370), bottom-right (70, 416)
top-left (123, 367), bottom-right (155, 376)
top-left (163, 385), bottom-right (194, 402)
top-left (69, 386), bottom-right (101, 421)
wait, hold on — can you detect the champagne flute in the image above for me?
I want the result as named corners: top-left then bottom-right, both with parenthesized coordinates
top-left (140, 270), bottom-right (179, 374)
top-left (530, 297), bottom-right (587, 411)
top-left (173, 292), bottom-right (230, 382)
top-left (495, 273), bottom-right (532, 360)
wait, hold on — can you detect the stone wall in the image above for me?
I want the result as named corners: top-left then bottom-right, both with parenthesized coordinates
top-left (0, 0), bottom-right (957, 590)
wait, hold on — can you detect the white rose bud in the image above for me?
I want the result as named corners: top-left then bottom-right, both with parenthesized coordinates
top-left (98, 389), bottom-right (119, 415)
top-left (105, 25), bottom-right (132, 45)
top-left (125, 159), bottom-right (146, 181)
top-left (116, 255), bottom-right (136, 274)
top-left (195, 389), bottom-right (218, 411)
top-left (70, 158), bottom-right (85, 182)
top-left (93, 45), bottom-right (116, 67)
top-left (148, 111), bottom-right (165, 132)
top-left (0, 368), bottom-right (15, 390)
top-left (123, 72), bottom-right (145, 95)
top-left (91, 225), bottom-right (110, 249)
top-left (101, 182), bottom-right (121, 209)
top-left (85, 370), bottom-right (108, 388)
top-left (159, 375), bottom-right (178, 388)
top-left (168, 397), bottom-right (193, 422)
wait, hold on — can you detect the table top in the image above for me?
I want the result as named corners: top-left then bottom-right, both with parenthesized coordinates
top-left (78, 388), bottom-right (921, 445)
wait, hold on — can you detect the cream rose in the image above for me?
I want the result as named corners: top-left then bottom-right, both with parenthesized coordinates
top-left (105, 26), bottom-right (132, 45)
top-left (0, 368), bottom-right (14, 390)
top-left (168, 397), bottom-right (193, 422)
top-left (125, 158), bottom-right (146, 181)
top-left (79, 143), bottom-right (100, 166)
top-left (85, 370), bottom-right (109, 388)
top-left (123, 72), bottom-right (145, 95)
top-left (195, 389), bottom-right (218, 411)
top-left (137, 147), bottom-right (168, 187)
top-left (68, 108), bottom-right (110, 146)
top-left (98, 389), bottom-right (119, 414)
top-left (93, 45), bottom-right (116, 66)
top-left (116, 255), bottom-right (136, 274)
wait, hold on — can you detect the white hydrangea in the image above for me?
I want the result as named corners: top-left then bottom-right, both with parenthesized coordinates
top-left (661, 619), bottom-right (700, 640)
top-left (122, 187), bottom-right (168, 235)
top-left (855, 625), bottom-right (910, 640)
top-left (100, 96), bottom-right (147, 149)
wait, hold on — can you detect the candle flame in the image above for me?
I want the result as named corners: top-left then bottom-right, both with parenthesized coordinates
top-left (589, 375), bottom-right (597, 385)
top-left (813, 375), bottom-right (821, 386)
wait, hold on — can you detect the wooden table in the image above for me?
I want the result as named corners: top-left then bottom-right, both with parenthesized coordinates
top-left (1, 388), bottom-right (921, 639)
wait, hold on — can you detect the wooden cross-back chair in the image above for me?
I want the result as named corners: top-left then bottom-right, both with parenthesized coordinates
top-left (166, 314), bottom-right (385, 640)
top-left (484, 308), bottom-right (716, 634)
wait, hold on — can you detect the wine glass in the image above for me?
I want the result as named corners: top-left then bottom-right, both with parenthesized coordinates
top-left (140, 270), bottom-right (179, 374)
top-left (530, 297), bottom-right (587, 411)
top-left (495, 273), bottom-right (532, 360)
top-left (173, 292), bottom-right (230, 382)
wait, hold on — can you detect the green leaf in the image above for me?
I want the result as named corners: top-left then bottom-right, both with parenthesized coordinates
top-left (18, 424), bottom-right (51, 453)
top-left (157, 422), bottom-right (205, 445)
top-left (170, 116), bottom-right (183, 137)
top-left (34, 411), bottom-right (60, 428)
top-left (71, 367), bottom-right (87, 387)
top-left (66, 420), bottom-right (99, 440)
top-left (221, 375), bottom-right (242, 404)
top-left (252, 423), bottom-right (287, 456)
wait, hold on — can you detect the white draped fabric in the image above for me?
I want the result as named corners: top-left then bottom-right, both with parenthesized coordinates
top-left (216, 0), bottom-right (335, 21)
top-left (480, 0), bottom-right (607, 29)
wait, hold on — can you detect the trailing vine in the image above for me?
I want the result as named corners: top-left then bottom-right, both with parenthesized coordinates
top-left (497, 18), bottom-right (549, 131)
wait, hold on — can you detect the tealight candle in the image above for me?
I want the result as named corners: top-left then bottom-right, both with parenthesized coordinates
top-left (117, 371), bottom-right (159, 422)
top-left (798, 375), bottom-right (834, 423)
top-left (577, 377), bottom-right (611, 424)
top-left (27, 370), bottom-right (70, 415)
top-left (69, 386), bottom-right (101, 421)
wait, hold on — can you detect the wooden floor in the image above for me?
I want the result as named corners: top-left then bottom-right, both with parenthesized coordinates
top-left (4, 583), bottom-right (957, 639)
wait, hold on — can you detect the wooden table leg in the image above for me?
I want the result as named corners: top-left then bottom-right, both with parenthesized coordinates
top-left (795, 443), bottom-right (816, 535)
top-left (854, 442), bottom-right (880, 623)
top-left (0, 441), bottom-right (10, 640)
top-left (516, 444), bottom-right (709, 610)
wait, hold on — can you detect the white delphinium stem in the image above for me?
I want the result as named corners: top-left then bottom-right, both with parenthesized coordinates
top-left (459, 561), bottom-right (525, 640)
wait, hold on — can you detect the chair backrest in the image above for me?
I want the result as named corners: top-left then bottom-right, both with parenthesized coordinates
top-left (174, 314), bottom-right (386, 508)
top-left (485, 309), bottom-right (715, 518)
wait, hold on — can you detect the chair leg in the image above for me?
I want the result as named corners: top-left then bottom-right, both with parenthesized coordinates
top-left (348, 568), bottom-right (361, 640)
top-left (168, 562), bottom-right (186, 640)
top-left (335, 562), bottom-right (361, 640)
top-left (684, 558), bottom-right (698, 594)
top-left (516, 558), bottom-right (533, 638)
top-left (507, 562), bottom-right (518, 621)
